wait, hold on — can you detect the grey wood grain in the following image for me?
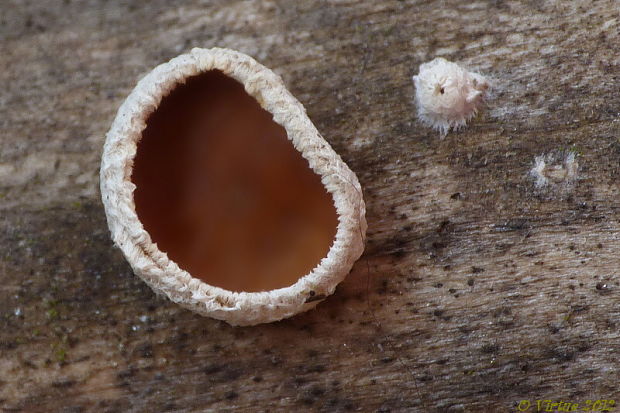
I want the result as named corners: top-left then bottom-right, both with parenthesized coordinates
top-left (1, 1), bottom-right (619, 411)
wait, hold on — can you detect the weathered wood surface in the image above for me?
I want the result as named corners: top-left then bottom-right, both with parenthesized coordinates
top-left (2, 1), bottom-right (620, 411)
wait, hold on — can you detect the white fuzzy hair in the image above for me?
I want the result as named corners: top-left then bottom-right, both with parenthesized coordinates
top-left (413, 57), bottom-right (489, 136)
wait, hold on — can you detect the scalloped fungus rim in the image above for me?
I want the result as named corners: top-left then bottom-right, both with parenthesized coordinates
top-left (100, 47), bottom-right (367, 326)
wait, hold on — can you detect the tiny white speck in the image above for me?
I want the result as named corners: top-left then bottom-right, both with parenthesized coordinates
top-left (14, 308), bottom-right (22, 317)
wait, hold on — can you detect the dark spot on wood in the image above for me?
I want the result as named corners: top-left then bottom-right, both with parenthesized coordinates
top-left (391, 248), bottom-right (406, 258)
top-left (222, 368), bottom-right (243, 381)
top-left (437, 219), bottom-right (451, 233)
top-left (467, 278), bottom-right (475, 286)
top-left (571, 305), bottom-right (589, 313)
top-left (60, 406), bottom-right (84, 413)
top-left (492, 219), bottom-right (529, 232)
top-left (480, 343), bottom-right (500, 354)
top-left (0, 341), bottom-right (18, 351)
top-left (293, 376), bottom-right (307, 387)
top-left (309, 385), bottom-right (325, 396)
top-left (204, 363), bottom-right (223, 374)
top-left (305, 293), bottom-right (326, 303)
top-left (304, 364), bottom-right (326, 374)
top-left (51, 378), bottom-right (76, 388)
top-left (299, 396), bottom-right (314, 406)
top-left (224, 390), bottom-right (238, 400)
top-left (117, 367), bottom-right (136, 380)
top-left (548, 347), bottom-right (575, 363)
top-left (306, 349), bottom-right (319, 358)
top-left (135, 342), bottom-right (153, 358)
top-left (595, 282), bottom-right (611, 294)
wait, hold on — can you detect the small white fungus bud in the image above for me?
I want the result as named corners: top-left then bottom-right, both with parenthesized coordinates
top-left (413, 57), bottom-right (489, 136)
top-left (530, 151), bottom-right (579, 189)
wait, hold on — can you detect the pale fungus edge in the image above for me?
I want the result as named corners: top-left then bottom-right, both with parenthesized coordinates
top-left (100, 47), bottom-right (367, 326)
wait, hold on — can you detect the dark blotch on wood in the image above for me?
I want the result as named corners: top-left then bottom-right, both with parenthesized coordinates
top-left (492, 219), bottom-right (529, 232)
top-left (117, 367), bottom-right (136, 380)
top-left (391, 248), bottom-right (406, 259)
top-left (204, 364), bottom-right (223, 374)
top-left (480, 343), bottom-right (500, 354)
top-left (306, 349), bottom-right (319, 358)
top-left (595, 282), bottom-right (611, 294)
top-left (309, 385), bottom-right (325, 396)
top-left (225, 390), bottom-right (239, 400)
top-left (303, 364), bottom-right (326, 374)
top-left (305, 293), bottom-right (326, 303)
top-left (136, 342), bottom-right (153, 358)
top-left (548, 347), bottom-right (575, 363)
top-left (51, 379), bottom-right (76, 388)
top-left (222, 368), bottom-right (243, 381)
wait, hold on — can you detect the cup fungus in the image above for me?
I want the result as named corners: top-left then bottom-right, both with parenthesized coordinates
top-left (413, 57), bottom-right (489, 136)
top-left (100, 48), bottom-right (366, 326)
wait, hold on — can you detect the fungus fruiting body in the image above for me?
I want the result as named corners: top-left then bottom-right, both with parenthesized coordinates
top-left (413, 57), bottom-right (489, 136)
top-left (530, 151), bottom-right (579, 189)
top-left (100, 48), bottom-right (366, 326)
top-left (132, 70), bottom-right (338, 293)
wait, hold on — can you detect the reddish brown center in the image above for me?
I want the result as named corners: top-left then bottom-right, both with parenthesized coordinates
top-left (131, 70), bottom-right (338, 293)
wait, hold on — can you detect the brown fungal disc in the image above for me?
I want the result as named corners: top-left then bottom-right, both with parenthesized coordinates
top-left (132, 70), bottom-right (338, 292)
top-left (101, 48), bottom-right (366, 325)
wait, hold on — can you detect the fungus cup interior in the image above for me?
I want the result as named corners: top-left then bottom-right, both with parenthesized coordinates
top-left (131, 70), bottom-right (339, 293)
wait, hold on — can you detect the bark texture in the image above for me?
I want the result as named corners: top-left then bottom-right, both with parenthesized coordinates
top-left (1, 1), bottom-right (619, 412)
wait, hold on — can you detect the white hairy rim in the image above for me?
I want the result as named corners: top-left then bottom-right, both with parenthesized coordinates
top-left (100, 47), bottom-right (366, 326)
